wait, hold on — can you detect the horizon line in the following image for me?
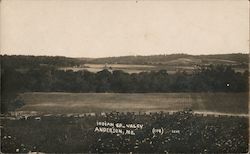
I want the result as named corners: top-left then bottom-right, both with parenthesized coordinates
top-left (0, 52), bottom-right (248, 59)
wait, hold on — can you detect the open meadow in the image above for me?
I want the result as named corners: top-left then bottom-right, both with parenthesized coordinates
top-left (16, 92), bottom-right (248, 114)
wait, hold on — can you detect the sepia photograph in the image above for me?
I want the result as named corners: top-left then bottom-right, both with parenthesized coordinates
top-left (0, 0), bottom-right (249, 153)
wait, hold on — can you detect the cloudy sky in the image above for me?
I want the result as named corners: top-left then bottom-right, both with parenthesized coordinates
top-left (1, 0), bottom-right (249, 58)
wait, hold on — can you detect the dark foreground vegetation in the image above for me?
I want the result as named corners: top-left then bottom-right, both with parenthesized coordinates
top-left (1, 110), bottom-right (248, 153)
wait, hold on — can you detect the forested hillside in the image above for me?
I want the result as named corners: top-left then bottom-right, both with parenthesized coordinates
top-left (2, 53), bottom-right (248, 68)
top-left (1, 55), bottom-right (85, 69)
top-left (85, 53), bottom-right (248, 66)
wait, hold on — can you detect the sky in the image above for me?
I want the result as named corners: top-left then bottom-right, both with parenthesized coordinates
top-left (0, 0), bottom-right (249, 58)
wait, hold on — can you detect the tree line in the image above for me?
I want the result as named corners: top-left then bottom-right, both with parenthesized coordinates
top-left (1, 64), bottom-right (248, 112)
top-left (2, 65), bottom-right (248, 94)
top-left (1, 55), bottom-right (84, 69)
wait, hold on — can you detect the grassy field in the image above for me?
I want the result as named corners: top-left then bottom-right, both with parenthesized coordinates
top-left (58, 64), bottom-right (247, 74)
top-left (17, 92), bottom-right (248, 114)
top-left (59, 64), bottom-right (156, 74)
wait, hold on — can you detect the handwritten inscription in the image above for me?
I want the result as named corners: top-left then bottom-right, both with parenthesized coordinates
top-left (95, 121), bottom-right (180, 136)
top-left (94, 121), bottom-right (143, 135)
top-left (152, 127), bottom-right (164, 135)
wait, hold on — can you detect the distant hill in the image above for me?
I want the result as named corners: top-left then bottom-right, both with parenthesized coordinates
top-left (83, 53), bottom-right (248, 67)
top-left (1, 55), bottom-right (85, 69)
top-left (1, 53), bottom-right (248, 69)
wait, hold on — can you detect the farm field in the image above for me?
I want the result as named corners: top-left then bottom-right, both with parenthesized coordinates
top-left (58, 63), bottom-right (247, 74)
top-left (58, 64), bottom-right (157, 74)
top-left (17, 92), bottom-right (248, 114)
